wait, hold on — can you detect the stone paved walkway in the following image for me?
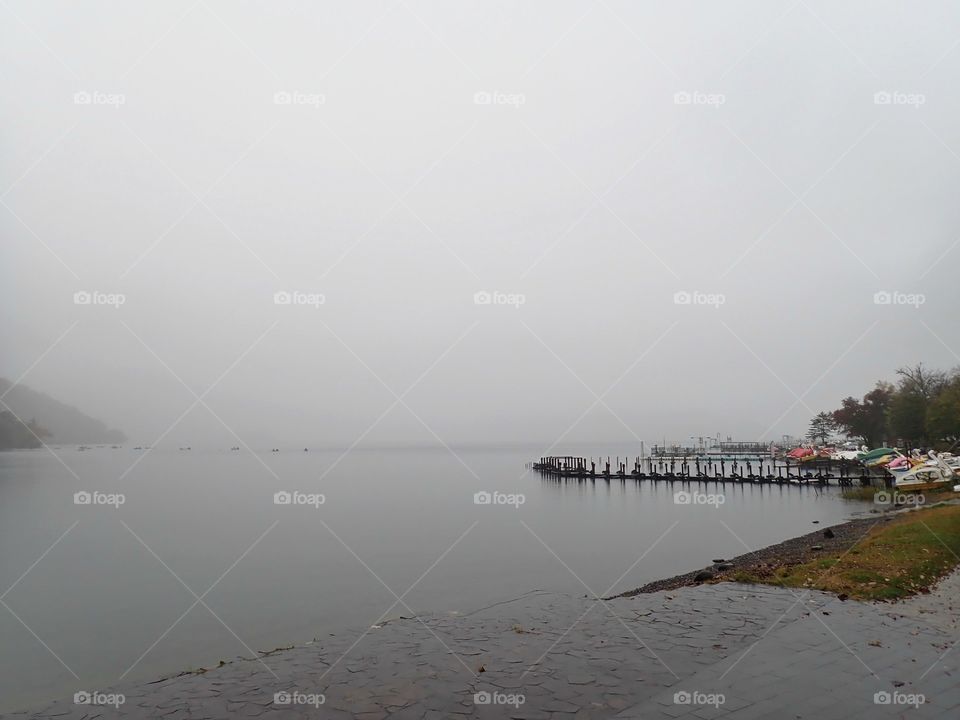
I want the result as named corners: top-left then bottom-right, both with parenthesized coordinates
top-left (3, 580), bottom-right (957, 719)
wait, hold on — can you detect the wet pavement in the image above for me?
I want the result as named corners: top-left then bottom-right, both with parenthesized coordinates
top-left (3, 579), bottom-right (958, 719)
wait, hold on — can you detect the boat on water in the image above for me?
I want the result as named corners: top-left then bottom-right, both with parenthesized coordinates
top-left (895, 452), bottom-right (957, 491)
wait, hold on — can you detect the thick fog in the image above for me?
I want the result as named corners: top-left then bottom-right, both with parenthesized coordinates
top-left (2, 0), bottom-right (959, 448)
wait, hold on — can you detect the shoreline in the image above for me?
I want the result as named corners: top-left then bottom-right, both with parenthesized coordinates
top-left (5, 507), bottom-right (959, 719)
top-left (613, 514), bottom-right (887, 597)
top-left (158, 505), bottom-right (947, 682)
top-left (615, 499), bottom-right (960, 599)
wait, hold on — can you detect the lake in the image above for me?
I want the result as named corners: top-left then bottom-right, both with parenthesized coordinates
top-left (0, 445), bottom-right (863, 711)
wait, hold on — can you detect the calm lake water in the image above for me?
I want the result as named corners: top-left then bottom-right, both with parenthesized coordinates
top-left (0, 445), bottom-right (864, 711)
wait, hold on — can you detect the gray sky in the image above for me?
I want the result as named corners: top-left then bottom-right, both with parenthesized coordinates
top-left (2, 0), bottom-right (959, 447)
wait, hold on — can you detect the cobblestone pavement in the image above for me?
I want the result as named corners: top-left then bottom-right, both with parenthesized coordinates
top-left (3, 580), bottom-right (957, 719)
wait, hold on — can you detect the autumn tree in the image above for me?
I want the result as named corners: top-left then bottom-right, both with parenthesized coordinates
top-left (831, 381), bottom-right (894, 447)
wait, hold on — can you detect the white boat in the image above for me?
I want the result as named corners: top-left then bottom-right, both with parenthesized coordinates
top-left (831, 449), bottom-right (863, 461)
top-left (939, 453), bottom-right (960, 473)
top-left (895, 452), bottom-right (956, 491)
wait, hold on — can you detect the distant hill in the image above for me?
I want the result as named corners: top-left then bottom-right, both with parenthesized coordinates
top-left (0, 379), bottom-right (126, 447)
top-left (0, 411), bottom-right (51, 450)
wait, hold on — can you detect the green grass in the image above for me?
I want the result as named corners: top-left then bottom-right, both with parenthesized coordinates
top-left (840, 486), bottom-right (883, 501)
top-left (760, 505), bottom-right (960, 601)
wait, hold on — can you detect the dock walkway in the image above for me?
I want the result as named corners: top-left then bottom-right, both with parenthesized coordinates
top-left (532, 455), bottom-right (881, 486)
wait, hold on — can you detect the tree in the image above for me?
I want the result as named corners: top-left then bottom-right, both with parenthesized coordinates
top-left (806, 412), bottom-right (836, 444)
top-left (888, 391), bottom-right (928, 446)
top-left (926, 373), bottom-right (960, 445)
top-left (895, 363), bottom-right (947, 398)
top-left (831, 381), bottom-right (894, 447)
top-left (888, 364), bottom-right (948, 446)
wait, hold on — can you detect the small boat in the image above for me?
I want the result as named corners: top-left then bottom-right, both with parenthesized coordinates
top-left (860, 447), bottom-right (899, 468)
top-left (886, 455), bottom-right (912, 473)
top-left (941, 453), bottom-right (960, 476)
top-left (831, 449), bottom-right (863, 461)
top-left (895, 453), bottom-right (956, 491)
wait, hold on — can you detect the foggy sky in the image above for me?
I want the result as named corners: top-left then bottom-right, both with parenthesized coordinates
top-left (2, 0), bottom-right (959, 448)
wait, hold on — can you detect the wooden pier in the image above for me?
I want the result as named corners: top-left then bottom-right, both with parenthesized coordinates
top-left (531, 455), bottom-right (885, 487)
